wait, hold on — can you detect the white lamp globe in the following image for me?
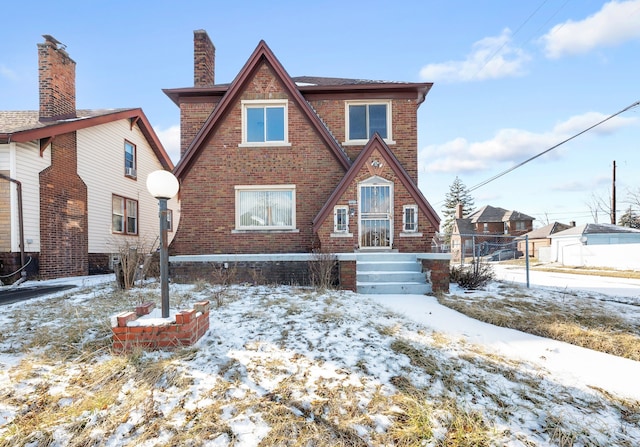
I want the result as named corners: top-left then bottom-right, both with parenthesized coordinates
top-left (146, 170), bottom-right (180, 199)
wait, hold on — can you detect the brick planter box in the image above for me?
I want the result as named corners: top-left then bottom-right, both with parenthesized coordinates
top-left (111, 300), bottom-right (210, 353)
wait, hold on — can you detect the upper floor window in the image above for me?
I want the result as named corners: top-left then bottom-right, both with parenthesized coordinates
top-left (235, 185), bottom-right (296, 230)
top-left (345, 101), bottom-right (392, 144)
top-left (515, 221), bottom-right (526, 231)
top-left (334, 206), bottom-right (349, 233)
top-left (112, 195), bottom-right (138, 235)
top-left (403, 205), bottom-right (418, 232)
top-left (124, 141), bottom-right (137, 179)
top-left (241, 100), bottom-right (289, 146)
top-left (483, 223), bottom-right (489, 233)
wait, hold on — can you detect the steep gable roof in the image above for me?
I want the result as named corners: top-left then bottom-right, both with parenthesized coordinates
top-left (313, 133), bottom-right (439, 232)
top-left (0, 108), bottom-right (173, 170)
top-left (173, 40), bottom-right (351, 178)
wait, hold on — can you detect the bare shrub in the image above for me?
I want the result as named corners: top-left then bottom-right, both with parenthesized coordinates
top-left (210, 263), bottom-right (238, 308)
top-left (113, 238), bottom-right (158, 290)
top-left (308, 249), bottom-right (338, 290)
top-left (450, 259), bottom-right (494, 290)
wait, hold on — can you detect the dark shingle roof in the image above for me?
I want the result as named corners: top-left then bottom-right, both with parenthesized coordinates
top-left (468, 205), bottom-right (535, 223)
top-left (551, 223), bottom-right (640, 237)
top-left (518, 222), bottom-right (572, 240)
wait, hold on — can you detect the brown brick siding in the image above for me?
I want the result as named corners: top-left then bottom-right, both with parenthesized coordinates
top-left (38, 38), bottom-right (76, 120)
top-left (317, 149), bottom-right (436, 253)
top-left (170, 62), bottom-right (346, 256)
top-left (39, 132), bottom-right (89, 279)
top-left (421, 258), bottom-right (450, 293)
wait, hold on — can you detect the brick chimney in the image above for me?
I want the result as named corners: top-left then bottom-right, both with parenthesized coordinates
top-left (455, 203), bottom-right (464, 219)
top-left (38, 35), bottom-right (76, 122)
top-left (194, 30), bottom-right (215, 87)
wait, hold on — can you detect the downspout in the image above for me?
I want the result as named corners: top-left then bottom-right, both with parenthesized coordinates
top-left (0, 173), bottom-right (26, 276)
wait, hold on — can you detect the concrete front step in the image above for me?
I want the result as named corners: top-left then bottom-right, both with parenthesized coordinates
top-left (357, 281), bottom-right (431, 295)
top-left (355, 252), bottom-right (430, 295)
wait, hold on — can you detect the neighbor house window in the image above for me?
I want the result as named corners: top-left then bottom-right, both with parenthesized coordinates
top-left (124, 140), bottom-right (137, 178)
top-left (235, 185), bottom-right (295, 230)
top-left (112, 195), bottom-right (138, 235)
top-left (483, 223), bottom-right (489, 233)
top-left (241, 100), bottom-right (289, 145)
top-left (515, 221), bottom-right (526, 231)
top-left (334, 206), bottom-right (349, 233)
top-left (403, 205), bottom-right (418, 232)
top-left (345, 101), bottom-right (392, 143)
top-left (166, 209), bottom-right (173, 232)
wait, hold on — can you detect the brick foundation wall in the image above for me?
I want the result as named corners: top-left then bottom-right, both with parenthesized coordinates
top-left (112, 301), bottom-right (210, 353)
top-left (338, 260), bottom-right (356, 292)
top-left (89, 253), bottom-right (111, 275)
top-left (420, 257), bottom-right (450, 293)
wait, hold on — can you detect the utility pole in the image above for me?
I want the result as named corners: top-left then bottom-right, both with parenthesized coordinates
top-left (611, 160), bottom-right (616, 225)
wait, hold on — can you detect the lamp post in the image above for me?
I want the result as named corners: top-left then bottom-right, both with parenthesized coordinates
top-left (146, 170), bottom-right (180, 318)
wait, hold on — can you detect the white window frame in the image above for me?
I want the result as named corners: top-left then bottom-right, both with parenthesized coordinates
top-left (240, 99), bottom-right (291, 147)
top-left (234, 185), bottom-right (296, 231)
top-left (333, 205), bottom-right (349, 233)
top-left (402, 205), bottom-right (418, 233)
top-left (112, 195), bottom-right (138, 235)
top-left (124, 140), bottom-right (137, 179)
top-left (344, 100), bottom-right (394, 145)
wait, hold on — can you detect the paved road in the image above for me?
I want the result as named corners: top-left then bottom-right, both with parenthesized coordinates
top-left (0, 285), bottom-right (76, 306)
top-left (492, 264), bottom-right (640, 299)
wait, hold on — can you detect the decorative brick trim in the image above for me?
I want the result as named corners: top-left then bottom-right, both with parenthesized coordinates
top-left (112, 301), bottom-right (210, 353)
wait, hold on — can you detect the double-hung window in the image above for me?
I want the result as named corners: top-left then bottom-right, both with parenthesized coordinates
top-left (345, 101), bottom-right (392, 144)
top-left (124, 140), bottom-right (137, 178)
top-left (334, 206), bottom-right (349, 233)
top-left (402, 205), bottom-right (418, 232)
top-left (241, 100), bottom-right (289, 146)
top-left (112, 195), bottom-right (138, 235)
top-left (235, 185), bottom-right (296, 230)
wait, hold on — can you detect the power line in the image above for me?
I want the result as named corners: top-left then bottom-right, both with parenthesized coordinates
top-left (468, 100), bottom-right (640, 193)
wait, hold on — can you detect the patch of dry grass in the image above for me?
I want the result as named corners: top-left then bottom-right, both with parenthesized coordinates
top-left (438, 289), bottom-right (640, 361)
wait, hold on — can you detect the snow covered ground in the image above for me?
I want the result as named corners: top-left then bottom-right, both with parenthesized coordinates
top-left (0, 273), bottom-right (638, 446)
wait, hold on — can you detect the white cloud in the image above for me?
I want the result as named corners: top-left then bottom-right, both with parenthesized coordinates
top-left (0, 65), bottom-right (19, 81)
top-left (420, 111), bottom-right (637, 174)
top-left (154, 125), bottom-right (181, 165)
top-left (419, 29), bottom-right (531, 82)
top-left (540, 0), bottom-right (640, 59)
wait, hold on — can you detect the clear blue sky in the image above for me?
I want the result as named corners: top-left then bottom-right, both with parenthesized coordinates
top-left (2, 0), bottom-right (639, 227)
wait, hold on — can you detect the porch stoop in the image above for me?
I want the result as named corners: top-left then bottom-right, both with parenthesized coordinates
top-left (356, 252), bottom-right (432, 295)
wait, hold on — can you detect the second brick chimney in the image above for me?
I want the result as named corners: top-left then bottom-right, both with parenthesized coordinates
top-left (38, 35), bottom-right (76, 122)
top-left (194, 30), bottom-right (215, 87)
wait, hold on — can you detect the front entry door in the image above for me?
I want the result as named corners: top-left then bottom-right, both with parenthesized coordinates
top-left (359, 179), bottom-right (393, 248)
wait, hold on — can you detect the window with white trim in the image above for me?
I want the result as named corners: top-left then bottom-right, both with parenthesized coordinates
top-left (345, 101), bottom-right (392, 143)
top-left (124, 140), bottom-right (137, 178)
top-left (402, 205), bottom-right (418, 232)
top-left (241, 100), bottom-right (289, 145)
top-left (166, 209), bottom-right (173, 232)
top-left (334, 206), bottom-right (349, 233)
top-left (112, 195), bottom-right (138, 235)
top-left (235, 185), bottom-right (296, 230)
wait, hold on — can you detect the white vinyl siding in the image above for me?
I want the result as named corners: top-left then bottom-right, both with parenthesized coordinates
top-left (11, 141), bottom-right (51, 252)
top-left (77, 120), bottom-right (179, 253)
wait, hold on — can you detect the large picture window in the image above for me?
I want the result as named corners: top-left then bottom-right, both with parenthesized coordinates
top-left (235, 185), bottom-right (296, 230)
top-left (241, 100), bottom-right (289, 146)
top-left (112, 195), bottom-right (138, 235)
top-left (345, 101), bottom-right (392, 143)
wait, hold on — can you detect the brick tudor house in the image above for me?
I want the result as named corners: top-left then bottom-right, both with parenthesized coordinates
top-left (0, 36), bottom-right (178, 283)
top-left (165, 31), bottom-right (450, 293)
